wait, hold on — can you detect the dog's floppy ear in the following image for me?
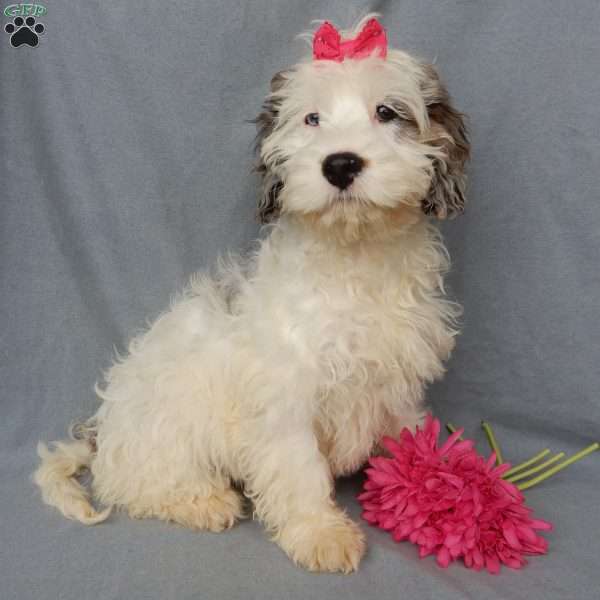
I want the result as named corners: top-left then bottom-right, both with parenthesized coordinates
top-left (421, 65), bottom-right (470, 219)
top-left (254, 71), bottom-right (288, 224)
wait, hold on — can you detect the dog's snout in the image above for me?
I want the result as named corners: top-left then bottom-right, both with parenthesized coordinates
top-left (322, 152), bottom-right (364, 190)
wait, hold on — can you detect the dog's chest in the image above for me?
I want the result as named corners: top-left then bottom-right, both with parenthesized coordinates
top-left (247, 221), bottom-right (454, 394)
top-left (311, 267), bottom-right (414, 372)
top-left (266, 241), bottom-right (439, 381)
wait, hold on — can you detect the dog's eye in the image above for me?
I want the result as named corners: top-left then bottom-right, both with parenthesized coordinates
top-left (304, 113), bottom-right (320, 127)
top-left (375, 104), bottom-right (398, 123)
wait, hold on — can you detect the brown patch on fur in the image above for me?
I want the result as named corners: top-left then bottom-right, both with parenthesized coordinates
top-left (387, 99), bottom-right (419, 127)
top-left (254, 71), bottom-right (291, 224)
top-left (420, 64), bottom-right (470, 219)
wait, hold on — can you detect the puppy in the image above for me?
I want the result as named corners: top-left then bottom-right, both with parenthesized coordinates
top-left (35, 16), bottom-right (469, 573)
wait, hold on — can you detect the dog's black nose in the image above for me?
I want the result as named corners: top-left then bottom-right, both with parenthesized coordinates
top-left (322, 152), bottom-right (364, 190)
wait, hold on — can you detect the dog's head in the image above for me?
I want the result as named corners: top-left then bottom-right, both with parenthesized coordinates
top-left (255, 17), bottom-right (470, 235)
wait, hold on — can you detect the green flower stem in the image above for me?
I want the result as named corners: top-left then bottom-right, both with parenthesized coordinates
top-left (517, 442), bottom-right (600, 491)
top-left (446, 423), bottom-right (464, 441)
top-left (481, 421), bottom-right (503, 466)
top-left (505, 452), bottom-right (565, 483)
top-left (504, 448), bottom-right (551, 478)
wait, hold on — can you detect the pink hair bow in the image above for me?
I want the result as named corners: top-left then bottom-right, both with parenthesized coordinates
top-left (313, 18), bottom-right (387, 62)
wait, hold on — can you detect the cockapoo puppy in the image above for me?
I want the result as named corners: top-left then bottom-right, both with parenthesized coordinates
top-left (35, 17), bottom-right (469, 573)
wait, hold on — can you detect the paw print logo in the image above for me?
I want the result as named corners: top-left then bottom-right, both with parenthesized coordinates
top-left (4, 16), bottom-right (45, 47)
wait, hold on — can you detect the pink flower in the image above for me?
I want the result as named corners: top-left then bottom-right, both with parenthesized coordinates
top-left (358, 415), bottom-right (552, 574)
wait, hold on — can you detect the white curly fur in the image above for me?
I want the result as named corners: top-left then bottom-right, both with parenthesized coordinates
top-left (35, 16), bottom-right (468, 573)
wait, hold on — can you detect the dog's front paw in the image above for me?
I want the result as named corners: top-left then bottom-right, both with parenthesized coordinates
top-left (277, 510), bottom-right (366, 573)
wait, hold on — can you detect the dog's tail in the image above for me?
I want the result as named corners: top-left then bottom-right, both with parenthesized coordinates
top-left (33, 435), bottom-right (111, 525)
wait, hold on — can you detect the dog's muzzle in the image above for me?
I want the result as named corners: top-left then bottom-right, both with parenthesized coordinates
top-left (322, 152), bottom-right (364, 190)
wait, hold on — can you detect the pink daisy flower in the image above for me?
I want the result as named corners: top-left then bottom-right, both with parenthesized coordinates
top-left (358, 415), bottom-right (553, 574)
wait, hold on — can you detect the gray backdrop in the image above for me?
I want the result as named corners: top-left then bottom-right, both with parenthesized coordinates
top-left (1, 1), bottom-right (599, 599)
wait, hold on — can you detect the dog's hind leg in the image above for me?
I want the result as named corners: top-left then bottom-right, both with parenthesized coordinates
top-left (124, 479), bottom-right (245, 532)
top-left (154, 486), bottom-right (245, 532)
